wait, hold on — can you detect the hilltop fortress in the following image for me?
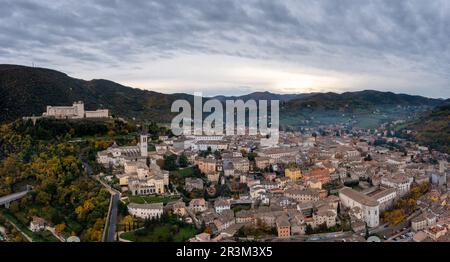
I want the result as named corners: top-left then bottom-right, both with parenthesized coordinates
top-left (43, 101), bottom-right (109, 119)
top-left (24, 101), bottom-right (109, 121)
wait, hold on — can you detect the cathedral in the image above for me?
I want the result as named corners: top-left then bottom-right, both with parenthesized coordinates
top-left (97, 134), bottom-right (168, 196)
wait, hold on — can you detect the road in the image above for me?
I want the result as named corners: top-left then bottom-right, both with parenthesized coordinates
top-left (46, 226), bottom-right (66, 242)
top-left (106, 193), bottom-right (120, 242)
top-left (3, 217), bottom-right (33, 242)
top-left (82, 160), bottom-right (120, 242)
top-left (94, 174), bottom-right (120, 242)
top-left (0, 190), bottom-right (29, 207)
top-left (371, 210), bottom-right (421, 240)
top-left (266, 231), bottom-right (353, 242)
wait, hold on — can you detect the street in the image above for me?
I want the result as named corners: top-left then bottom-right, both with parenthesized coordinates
top-left (107, 193), bottom-right (120, 242)
top-left (82, 160), bottom-right (120, 242)
top-left (370, 210), bottom-right (421, 240)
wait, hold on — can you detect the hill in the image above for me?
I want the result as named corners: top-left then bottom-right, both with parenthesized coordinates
top-left (280, 90), bottom-right (443, 128)
top-left (0, 64), bottom-right (191, 123)
top-left (212, 91), bottom-right (315, 102)
top-left (402, 103), bottom-right (450, 154)
top-left (0, 64), bottom-right (445, 129)
top-left (287, 90), bottom-right (441, 108)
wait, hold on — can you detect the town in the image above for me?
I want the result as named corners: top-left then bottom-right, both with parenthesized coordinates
top-left (90, 108), bottom-right (449, 243)
top-left (1, 101), bottom-right (448, 243)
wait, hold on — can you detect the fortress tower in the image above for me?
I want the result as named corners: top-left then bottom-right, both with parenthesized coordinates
top-left (73, 101), bottom-right (85, 118)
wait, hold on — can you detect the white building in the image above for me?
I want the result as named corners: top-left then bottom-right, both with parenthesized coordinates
top-left (128, 175), bottom-right (166, 195)
top-left (96, 134), bottom-right (149, 166)
top-left (128, 203), bottom-right (163, 219)
top-left (214, 198), bottom-right (231, 214)
top-left (189, 233), bottom-right (211, 242)
top-left (29, 216), bottom-right (46, 232)
top-left (189, 198), bottom-right (207, 213)
top-left (43, 101), bottom-right (109, 119)
top-left (284, 188), bottom-right (320, 203)
top-left (257, 147), bottom-right (299, 162)
top-left (123, 161), bottom-right (169, 196)
top-left (192, 140), bottom-right (228, 151)
top-left (411, 213), bottom-right (437, 232)
top-left (249, 184), bottom-right (266, 200)
top-left (381, 175), bottom-right (412, 197)
top-left (339, 187), bottom-right (380, 227)
top-left (372, 188), bottom-right (397, 212)
top-left (312, 208), bottom-right (337, 228)
top-left (187, 135), bottom-right (224, 141)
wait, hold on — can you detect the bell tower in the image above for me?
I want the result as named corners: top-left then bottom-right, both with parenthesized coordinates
top-left (140, 134), bottom-right (148, 157)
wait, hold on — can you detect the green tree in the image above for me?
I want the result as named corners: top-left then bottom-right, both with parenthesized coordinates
top-left (305, 224), bottom-right (314, 235)
top-left (213, 150), bottom-right (222, 160)
top-left (365, 223), bottom-right (370, 239)
top-left (247, 152), bottom-right (257, 161)
top-left (163, 154), bottom-right (178, 171)
top-left (179, 154), bottom-right (189, 168)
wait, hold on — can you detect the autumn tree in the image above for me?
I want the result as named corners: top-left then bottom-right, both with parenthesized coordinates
top-left (384, 209), bottom-right (406, 225)
top-left (55, 223), bottom-right (66, 234)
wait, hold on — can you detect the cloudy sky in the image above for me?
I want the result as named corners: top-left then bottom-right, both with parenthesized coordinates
top-left (1, 0), bottom-right (449, 98)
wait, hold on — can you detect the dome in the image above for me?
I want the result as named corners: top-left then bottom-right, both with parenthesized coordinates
top-left (367, 236), bottom-right (381, 242)
top-left (66, 236), bottom-right (81, 242)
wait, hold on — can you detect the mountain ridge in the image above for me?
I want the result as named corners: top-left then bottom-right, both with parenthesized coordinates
top-left (0, 64), bottom-right (445, 127)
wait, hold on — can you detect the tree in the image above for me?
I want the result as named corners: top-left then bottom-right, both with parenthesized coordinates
top-left (204, 226), bottom-right (213, 234)
top-left (305, 224), bottom-right (314, 235)
top-left (384, 209), bottom-right (406, 225)
top-left (365, 223), bottom-right (370, 239)
top-left (317, 222), bottom-right (328, 232)
top-left (312, 132), bottom-right (317, 142)
top-left (123, 215), bottom-right (134, 226)
top-left (179, 154), bottom-right (189, 168)
top-left (75, 200), bottom-right (95, 221)
top-left (55, 223), bottom-right (66, 234)
top-left (198, 150), bottom-right (210, 158)
top-left (163, 154), bottom-right (178, 171)
top-left (247, 152), bottom-right (257, 161)
top-left (9, 201), bottom-right (20, 214)
top-left (240, 149), bottom-right (248, 157)
top-left (86, 218), bottom-right (104, 241)
top-left (213, 150), bottom-right (222, 160)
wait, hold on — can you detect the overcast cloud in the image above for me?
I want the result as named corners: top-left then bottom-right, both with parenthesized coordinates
top-left (0, 0), bottom-right (449, 97)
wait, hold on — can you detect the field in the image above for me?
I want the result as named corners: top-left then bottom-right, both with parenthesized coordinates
top-left (170, 166), bottom-right (197, 178)
top-left (169, 166), bottom-right (203, 186)
top-left (128, 195), bottom-right (180, 204)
